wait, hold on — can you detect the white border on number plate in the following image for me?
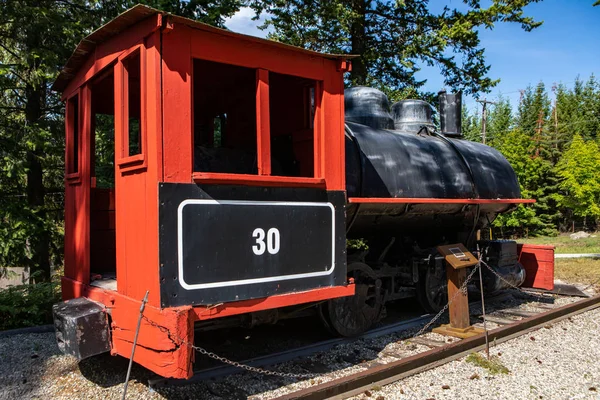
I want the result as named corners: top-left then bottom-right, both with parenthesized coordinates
top-left (176, 199), bottom-right (336, 290)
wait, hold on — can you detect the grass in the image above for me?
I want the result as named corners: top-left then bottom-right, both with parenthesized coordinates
top-left (518, 233), bottom-right (600, 254)
top-left (465, 352), bottom-right (510, 375)
top-left (554, 258), bottom-right (600, 287)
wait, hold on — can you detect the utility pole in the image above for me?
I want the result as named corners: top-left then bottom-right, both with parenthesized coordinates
top-left (551, 83), bottom-right (558, 150)
top-left (534, 110), bottom-right (544, 158)
top-left (476, 98), bottom-right (497, 144)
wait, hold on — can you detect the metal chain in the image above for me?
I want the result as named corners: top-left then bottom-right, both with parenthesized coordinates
top-left (479, 259), bottom-right (548, 300)
top-left (136, 258), bottom-right (512, 380)
top-left (410, 263), bottom-right (481, 339)
top-left (141, 315), bottom-right (317, 379)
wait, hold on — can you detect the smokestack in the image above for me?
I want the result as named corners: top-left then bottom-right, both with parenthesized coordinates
top-left (438, 90), bottom-right (462, 138)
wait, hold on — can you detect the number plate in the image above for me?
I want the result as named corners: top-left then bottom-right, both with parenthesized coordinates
top-left (177, 200), bottom-right (335, 290)
top-left (158, 183), bottom-right (347, 306)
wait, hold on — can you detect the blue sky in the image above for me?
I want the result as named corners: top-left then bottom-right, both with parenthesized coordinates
top-left (224, 1), bottom-right (600, 111)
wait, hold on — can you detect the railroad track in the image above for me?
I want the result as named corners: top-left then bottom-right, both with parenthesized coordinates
top-left (270, 294), bottom-right (600, 400)
top-left (149, 314), bottom-right (434, 387)
top-left (149, 289), bottom-right (588, 391)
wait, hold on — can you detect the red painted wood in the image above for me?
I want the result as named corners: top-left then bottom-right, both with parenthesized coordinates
top-left (72, 84), bottom-right (92, 285)
top-left (256, 69), bottom-right (271, 175)
top-left (59, 14), bottom-right (352, 379)
top-left (313, 80), bottom-right (324, 179)
top-left (348, 197), bottom-right (537, 205)
top-left (61, 277), bottom-right (194, 379)
top-left (162, 26), bottom-right (192, 182)
top-left (173, 14), bottom-right (350, 64)
top-left (189, 26), bottom-right (327, 81)
top-left (321, 66), bottom-right (345, 190)
top-left (146, 30), bottom-right (164, 182)
top-left (518, 244), bottom-right (555, 291)
top-left (113, 37), bottom-right (162, 305)
top-left (192, 173), bottom-right (326, 187)
top-left (61, 15), bottom-right (160, 100)
top-left (192, 284), bottom-right (355, 321)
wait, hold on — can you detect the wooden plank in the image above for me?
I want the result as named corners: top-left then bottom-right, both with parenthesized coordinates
top-left (409, 337), bottom-right (446, 348)
top-left (162, 26), bottom-right (192, 182)
top-left (447, 265), bottom-right (470, 329)
top-left (256, 69), bottom-right (271, 175)
top-left (91, 188), bottom-right (115, 210)
top-left (499, 308), bottom-right (539, 318)
top-left (480, 315), bottom-right (515, 325)
top-left (191, 173), bottom-right (325, 187)
top-left (90, 210), bottom-right (115, 230)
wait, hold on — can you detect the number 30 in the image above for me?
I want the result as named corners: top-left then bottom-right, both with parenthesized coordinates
top-left (252, 228), bottom-right (280, 255)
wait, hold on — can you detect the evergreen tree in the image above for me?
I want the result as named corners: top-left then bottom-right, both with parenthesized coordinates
top-left (555, 134), bottom-right (600, 227)
top-left (517, 82), bottom-right (551, 138)
top-left (0, 0), bottom-right (242, 282)
top-left (580, 75), bottom-right (600, 141)
top-left (492, 128), bottom-right (556, 236)
top-left (250, 0), bottom-right (543, 95)
top-left (462, 106), bottom-right (482, 143)
top-left (486, 95), bottom-right (513, 148)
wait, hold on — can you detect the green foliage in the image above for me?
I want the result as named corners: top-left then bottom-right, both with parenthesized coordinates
top-left (0, 1), bottom-right (243, 282)
top-left (347, 238), bottom-right (369, 250)
top-left (250, 0), bottom-right (542, 95)
top-left (492, 128), bottom-right (556, 236)
top-left (466, 353), bottom-right (510, 375)
top-left (463, 74), bottom-right (600, 235)
top-left (462, 105), bottom-right (482, 143)
top-left (486, 95), bottom-right (513, 148)
top-left (0, 0), bottom-right (102, 281)
top-left (0, 274), bottom-right (61, 330)
top-left (555, 134), bottom-right (600, 222)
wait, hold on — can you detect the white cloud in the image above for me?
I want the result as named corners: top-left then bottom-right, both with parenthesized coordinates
top-left (224, 7), bottom-right (272, 38)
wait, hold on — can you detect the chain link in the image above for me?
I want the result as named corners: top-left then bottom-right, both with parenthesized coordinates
top-left (138, 257), bottom-right (521, 380)
top-left (141, 315), bottom-right (317, 379)
top-left (410, 262), bottom-right (481, 339)
top-left (479, 259), bottom-right (549, 300)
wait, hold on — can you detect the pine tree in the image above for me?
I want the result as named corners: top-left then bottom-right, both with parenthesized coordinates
top-left (580, 75), bottom-right (600, 141)
top-left (250, 0), bottom-right (542, 95)
top-left (517, 82), bottom-right (551, 137)
top-left (0, 0), bottom-right (242, 282)
top-left (486, 95), bottom-right (513, 148)
top-left (462, 106), bottom-right (482, 143)
top-left (555, 134), bottom-right (600, 228)
top-left (492, 128), bottom-right (556, 237)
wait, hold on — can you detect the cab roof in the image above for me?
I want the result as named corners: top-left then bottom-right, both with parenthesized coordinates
top-left (53, 4), bottom-right (354, 92)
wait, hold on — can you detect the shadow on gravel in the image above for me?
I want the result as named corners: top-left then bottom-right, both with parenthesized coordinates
top-left (140, 290), bottom-right (553, 400)
top-left (78, 352), bottom-right (155, 388)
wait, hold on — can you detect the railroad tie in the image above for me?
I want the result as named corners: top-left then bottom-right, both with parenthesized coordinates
top-left (479, 315), bottom-right (515, 325)
top-left (409, 337), bottom-right (447, 348)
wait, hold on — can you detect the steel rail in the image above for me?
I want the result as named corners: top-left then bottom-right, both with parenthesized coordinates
top-left (149, 292), bottom-right (513, 388)
top-left (149, 314), bottom-right (433, 387)
top-left (271, 295), bottom-right (600, 400)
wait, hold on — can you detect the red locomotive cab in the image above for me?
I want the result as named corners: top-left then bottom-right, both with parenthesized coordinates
top-left (53, 5), bottom-right (355, 379)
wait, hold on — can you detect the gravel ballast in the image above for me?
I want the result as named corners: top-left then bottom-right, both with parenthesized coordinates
top-left (1, 294), bottom-right (599, 399)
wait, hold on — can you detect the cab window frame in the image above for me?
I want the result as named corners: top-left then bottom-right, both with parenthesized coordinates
top-left (116, 42), bottom-right (147, 172)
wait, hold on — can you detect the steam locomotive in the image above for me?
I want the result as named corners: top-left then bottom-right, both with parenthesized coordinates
top-left (322, 87), bottom-right (527, 336)
top-left (52, 5), bottom-right (531, 379)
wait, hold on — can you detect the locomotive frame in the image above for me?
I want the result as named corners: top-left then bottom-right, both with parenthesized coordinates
top-left (53, 5), bottom-right (535, 379)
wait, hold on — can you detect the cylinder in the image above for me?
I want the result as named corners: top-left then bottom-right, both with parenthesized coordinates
top-left (344, 87), bottom-right (394, 130)
top-left (391, 99), bottom-right (435, 133)
top-left (438, 90), bottom-right (462, 138)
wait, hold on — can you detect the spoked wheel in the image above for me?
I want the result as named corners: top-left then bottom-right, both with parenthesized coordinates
top-left (319, 263), bottom-right (384, 337)
top-left (416, 265), bottom-right (448, 313)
